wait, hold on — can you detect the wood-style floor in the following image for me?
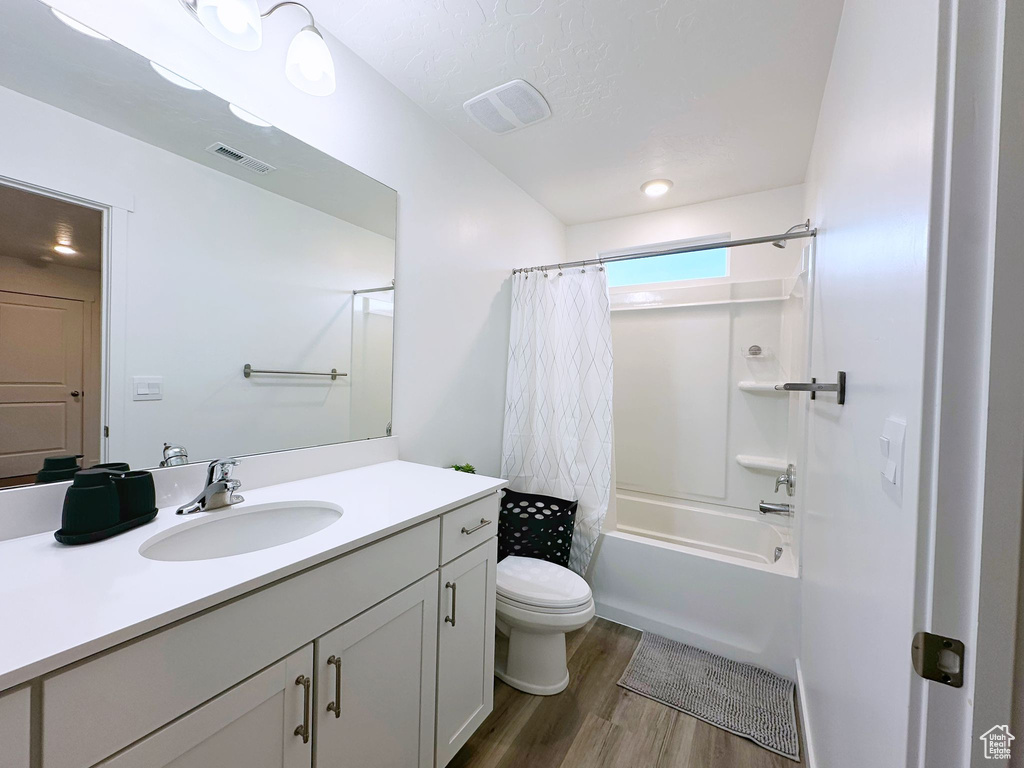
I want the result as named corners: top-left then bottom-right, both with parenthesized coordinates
top-left (451, 618), bottom-right (799, 768)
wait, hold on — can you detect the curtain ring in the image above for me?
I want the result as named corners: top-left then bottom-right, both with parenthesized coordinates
top-left (557, 264), bottom-right (563, 277)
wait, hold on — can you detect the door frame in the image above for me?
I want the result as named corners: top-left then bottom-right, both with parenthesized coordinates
top-left (0, 172), bottom-right (132, 467)
top-left (911, 1), bottom-right (1024, 766)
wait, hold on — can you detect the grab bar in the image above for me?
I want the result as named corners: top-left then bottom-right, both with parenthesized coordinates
top-left (775, 371), bottom-right (846, 405)
top-left (243, 364), bottom-right (347, 381)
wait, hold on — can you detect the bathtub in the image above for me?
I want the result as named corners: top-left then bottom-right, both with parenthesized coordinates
top-left (588, 492), bottom-right (799, 676)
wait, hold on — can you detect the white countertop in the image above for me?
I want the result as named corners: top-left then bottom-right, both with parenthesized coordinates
top-left (0, 460), bottom-right (505, 692)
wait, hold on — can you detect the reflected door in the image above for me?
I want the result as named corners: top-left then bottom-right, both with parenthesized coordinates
top-left (0, 291), bottom-right (84, 480)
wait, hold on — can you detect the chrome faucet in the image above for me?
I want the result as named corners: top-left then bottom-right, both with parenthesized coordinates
top-left (775, 463), bottom-right (796, 496)
top-left (759, 500), bottom-right (794, 518)
top-left (177, 458), bottom-right (244, 515)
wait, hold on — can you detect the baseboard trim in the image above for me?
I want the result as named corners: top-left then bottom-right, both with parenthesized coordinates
top-left (796, 658), bottom-right (817, 768)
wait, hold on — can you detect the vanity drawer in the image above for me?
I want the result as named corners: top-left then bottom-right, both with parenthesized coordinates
top-left (42, 518), bottom-right (440, 768)
top-left (440, 493), bottom-right (499, 564)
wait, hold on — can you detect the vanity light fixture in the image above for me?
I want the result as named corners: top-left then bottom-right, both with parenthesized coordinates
top-left (179, 0), bottom-right (336, 96)
top-left (641, 179), bottom-right (674, 198)
top-left (184, 0), bottom-right (263, 51)
top-left (53, 244), bottom-right (77, 256)
top-left (228, 103), bottom-right (273, 127)
top-left (51, 8), bottom-right (110, 41)
top-left (150, 62), bottom-right (204, 91)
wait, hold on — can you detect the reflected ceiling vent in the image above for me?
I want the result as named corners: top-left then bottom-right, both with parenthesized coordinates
top-left (205, 142), bottom-right (277, 175)
top-left (463, 79), bottom-right (551, 134)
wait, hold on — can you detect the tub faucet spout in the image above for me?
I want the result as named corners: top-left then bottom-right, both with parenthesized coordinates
top-left (759, 500), bottom-right (793, 518)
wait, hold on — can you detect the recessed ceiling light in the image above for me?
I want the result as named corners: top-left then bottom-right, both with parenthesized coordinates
top-left (228, 103), bottom-right (272, 127)
top-left (641, 179), bottom-right (673, 198)
top-left (51, 9), bottom-right (110, 41)
top-left (150, 61), bottom-right (204, 91)
top-left (54, 244), bottom-right (77, 256)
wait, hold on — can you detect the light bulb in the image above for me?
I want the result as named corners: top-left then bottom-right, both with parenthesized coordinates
top-left (285, 26), bottom-right (336, 96)
top-left (150, 61), bottom-right (204, 91)
top-left (51, 9), bottom-right (110, 41)
top-left (54, 245), bottom-right (77, 256)
top-left (195, 0), bottom-right (262, 51)
top-left (641, 179), bottom-right (673, 198)
top-left (228, 103), bottom-right (273, 127)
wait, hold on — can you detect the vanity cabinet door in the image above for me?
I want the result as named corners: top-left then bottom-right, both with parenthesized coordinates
top-left (96, 645), bottom-right (313, 768)
top-left (315, 573), bottom-right (439, 768)
top-left (0, 685), bottom-right (30, 768)
top-left (435, 538), bottom-right (498, 768)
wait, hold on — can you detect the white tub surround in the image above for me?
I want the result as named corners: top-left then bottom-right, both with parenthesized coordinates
top-left (0, 459), bottom-right (503, 692)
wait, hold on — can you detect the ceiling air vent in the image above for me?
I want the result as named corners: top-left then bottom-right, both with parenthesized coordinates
top-left (205, 142), bottom-right (277, 175)
top-left (463, 79), bottom-right (551, 134)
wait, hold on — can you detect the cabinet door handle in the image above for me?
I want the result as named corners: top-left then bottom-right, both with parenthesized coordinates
top-left (445, 581), bottom-right (457, 627)
top-left (294, 675), bottom-right (311, 743)
top-left (326, 655), bottom-right (342, 718)
top-left (461, 518), bottom-right (491, 535)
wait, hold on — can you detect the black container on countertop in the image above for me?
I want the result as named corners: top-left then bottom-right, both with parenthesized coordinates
top-left (91, 462), bottom-right (131, 474)
top-left (54, 469), bottom-right (158, 545)
top-left (112, 470), bottom-right (157, 523)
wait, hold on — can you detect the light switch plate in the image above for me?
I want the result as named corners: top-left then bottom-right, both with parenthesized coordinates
top-left (881, 418), bottom-right (907, 487)
top-left (132, 376), bottom-right (163, 401)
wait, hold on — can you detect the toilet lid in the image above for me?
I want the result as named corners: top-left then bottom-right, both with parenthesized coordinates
top-left (496, 556), bottom-right (592, 609)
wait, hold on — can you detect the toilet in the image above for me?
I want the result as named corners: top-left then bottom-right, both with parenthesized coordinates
top-left (494, 556), bottom-right (595, 695)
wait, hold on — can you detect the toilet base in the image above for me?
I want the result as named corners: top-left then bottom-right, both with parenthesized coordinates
top-left (494, 625), bottom-right (571, 696)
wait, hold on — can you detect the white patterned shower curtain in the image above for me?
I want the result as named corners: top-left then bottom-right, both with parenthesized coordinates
top-left (500, 266), bottom-right (614, 576)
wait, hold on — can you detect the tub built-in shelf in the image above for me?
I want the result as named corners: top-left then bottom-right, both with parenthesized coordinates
top-left (737, 381), bottom-right (786, 393)
top-left (735, 455), bottom-right (789, 473)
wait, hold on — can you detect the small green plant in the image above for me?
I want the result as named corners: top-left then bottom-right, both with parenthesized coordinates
top-left (449, 463), bottom-right (476, 474)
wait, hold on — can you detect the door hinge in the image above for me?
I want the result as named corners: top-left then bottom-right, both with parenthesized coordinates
top-left (103, 426), bottom-right (110, 438)
top-left (911, 631), bottom-right (964, 687)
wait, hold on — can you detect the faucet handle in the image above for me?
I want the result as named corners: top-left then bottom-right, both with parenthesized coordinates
top-left (207, 458), bottom-right (240, 482)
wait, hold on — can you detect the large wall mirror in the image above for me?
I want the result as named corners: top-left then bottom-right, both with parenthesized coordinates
top-left (0, 1), bottom-right (397, 489)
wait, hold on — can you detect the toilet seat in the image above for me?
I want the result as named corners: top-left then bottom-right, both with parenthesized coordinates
top-left (496, 556), bottom-right (592, 611)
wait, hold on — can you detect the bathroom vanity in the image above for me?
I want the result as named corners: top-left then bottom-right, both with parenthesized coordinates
top-left (0, 460), bottom-right (503, 768)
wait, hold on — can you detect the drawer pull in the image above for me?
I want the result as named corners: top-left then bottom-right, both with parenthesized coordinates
top-left (461, 518), bottom-right (491, 535)
top-left (326, 655), bottom-right (342, 718)
top-left (294, 675), bottom-right (311, 743)
top-left (445, 581), bottom-right (457, 627)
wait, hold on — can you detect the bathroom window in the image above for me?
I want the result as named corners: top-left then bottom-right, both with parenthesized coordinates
top-left (605, 247), bottom-right (728, 288)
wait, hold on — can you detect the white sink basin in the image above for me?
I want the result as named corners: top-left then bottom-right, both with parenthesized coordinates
top-left (140, 501), bottom-right (343, 562)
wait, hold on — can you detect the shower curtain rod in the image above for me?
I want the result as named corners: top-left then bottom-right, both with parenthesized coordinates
top-left (352, 285), bottom-right (395, 295)
top-left (511, 221), bottom-right (817, 274)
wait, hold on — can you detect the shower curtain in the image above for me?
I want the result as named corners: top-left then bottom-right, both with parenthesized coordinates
top-left (501, 266), bottom-right (614, 576)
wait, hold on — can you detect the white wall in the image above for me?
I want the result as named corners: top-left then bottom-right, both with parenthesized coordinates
top-left (41, 0), bottom-right (566, 478)
top-left (797, 0), bottom-right (940, 765)
top-left (0, 85), bottom-right (396, 469)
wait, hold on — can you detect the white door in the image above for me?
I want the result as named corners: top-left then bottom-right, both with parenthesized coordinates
top-left (436, 539), bottom-right (497, 768)
top-left (0, 291), bottom-right (84, 479)
top-left (96, 645), bottom-right (313, 768)
top-left (315, 574), bottom-right (439, 768)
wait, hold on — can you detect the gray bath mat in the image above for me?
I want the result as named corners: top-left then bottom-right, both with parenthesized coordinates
top-left (617, 633), bottom-right (799, 761)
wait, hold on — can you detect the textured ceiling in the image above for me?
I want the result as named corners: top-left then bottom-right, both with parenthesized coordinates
top-left (0, 184), bottom-right (102, 271)
top-left (310, 0), bottom-right (844, 224)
